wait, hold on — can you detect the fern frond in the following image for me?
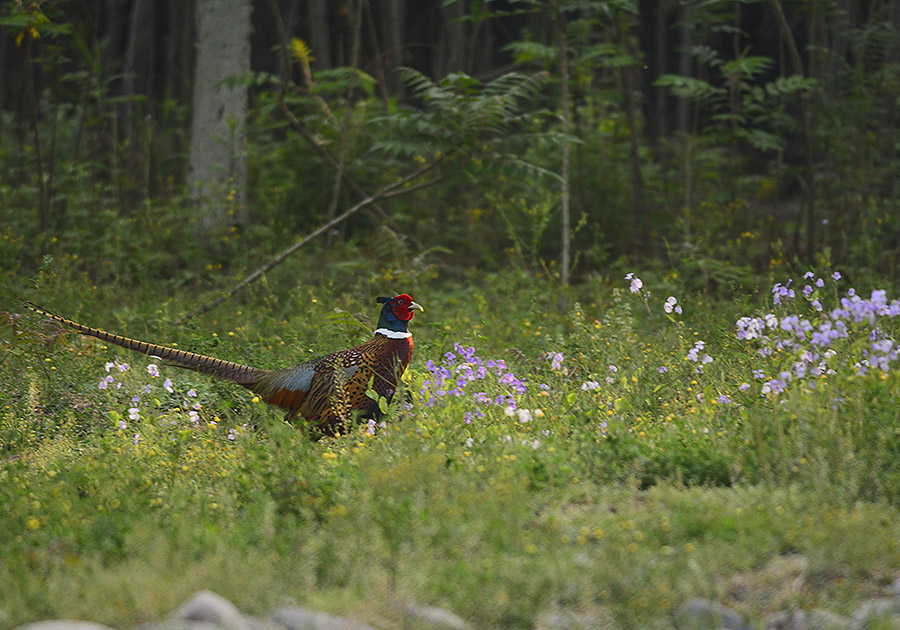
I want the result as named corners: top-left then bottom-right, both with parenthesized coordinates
top-left (290, 38), bottom-right (314, 67)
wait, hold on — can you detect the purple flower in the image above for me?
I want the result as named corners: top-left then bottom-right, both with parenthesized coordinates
top-left (686, 341), bottom-right (705, 362)
top-left (664, 296), bottom-right (682, 314)
top-left (772, 281), bottom-right (796, 305)
top-left (546, 352), bottom-right (564, 370)
top-left (147, 364), bottom-right (160, 377)
top-left (625, 273), bottom-right (643, 294)
top-left (761, 378), bottom-right (786, 395)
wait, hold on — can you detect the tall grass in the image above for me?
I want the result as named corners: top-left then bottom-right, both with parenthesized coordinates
top-left (3, 267), bottom-right (900, 629)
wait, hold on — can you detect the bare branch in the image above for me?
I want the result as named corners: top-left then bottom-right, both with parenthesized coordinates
top-left (179, 156), bottom-right (447, 322)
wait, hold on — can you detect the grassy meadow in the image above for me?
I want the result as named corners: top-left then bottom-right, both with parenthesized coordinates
top-left (4, 260), bottom-right (900, 629)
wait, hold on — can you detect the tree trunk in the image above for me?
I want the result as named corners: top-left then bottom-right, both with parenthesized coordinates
top-left (676, 3), bottom-right (692, 134)
top-left (308, 0), bottom-right (332, 69)
top-left (383, 0), bottom-right (406, 97)
top-left (438, 0), bottom-right (466, 76)
top-left (188, 0), bottom-right (252, 233)
top-left (769, 0), bottom-right (816, 259)
top-left (556, 10), bottom-right (571, 286)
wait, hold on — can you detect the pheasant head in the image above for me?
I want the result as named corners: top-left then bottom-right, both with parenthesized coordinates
top-left (375, 294), bottom-right (423, 335)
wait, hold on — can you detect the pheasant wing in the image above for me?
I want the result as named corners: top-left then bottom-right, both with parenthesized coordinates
top-left (252, 351), bottom-right (360, 424)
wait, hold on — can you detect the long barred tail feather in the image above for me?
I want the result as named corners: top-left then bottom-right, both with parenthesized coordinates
top-left (25, 302), bottom-right (261, 386)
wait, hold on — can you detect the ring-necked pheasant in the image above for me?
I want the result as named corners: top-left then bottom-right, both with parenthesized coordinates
top-left (27, 295), bottom-right (423, 435)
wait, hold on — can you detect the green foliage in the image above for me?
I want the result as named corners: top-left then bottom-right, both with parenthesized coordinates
top-left (656, 52), bottom-right (816, 154)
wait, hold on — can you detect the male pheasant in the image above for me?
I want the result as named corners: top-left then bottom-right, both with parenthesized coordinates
top-left (27, 295), bottom-right (423, 435)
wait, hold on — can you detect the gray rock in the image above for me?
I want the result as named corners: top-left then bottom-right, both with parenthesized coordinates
top-left (763, 610), bottom-right (806, 630)
top-left (270, 607), bottom-right (381, 630)
top-left (16, 623), bottom-right (116, 630)
top-left (806, 609), bottom-right (855, 630)
top-left (533, 607), bottom-right (618, 630)
top-left (673, 598), bottom-right (750, 630)
top-left (890, 576), bottom-right (900, 598)
top-left (173, 591), bottom-right (249, 630)
top-left (404, 603), bottom-right (468, 630)
top-left (133, 621), bottom-right (220, 630)
top-left (137, 619), bottom-right (280, 630)
top-left (853, 597), bottom-right (900, 628)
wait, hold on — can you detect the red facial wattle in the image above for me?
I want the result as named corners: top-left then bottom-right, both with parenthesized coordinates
top-left (392, 294), bottom-right (416, 321)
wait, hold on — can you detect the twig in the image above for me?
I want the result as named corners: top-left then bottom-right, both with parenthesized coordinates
top-left (179, 156), bottom-right (447, 322)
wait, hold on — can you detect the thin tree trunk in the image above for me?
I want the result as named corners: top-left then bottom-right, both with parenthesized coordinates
top-left (556, 10), bottom-right (571, 285)
top-left (189, 0), bottom-right (252, 233)
top-left (439, 0), bottom-right (466, 76)
top-left (769, 0), bottom-right (816, 259)
top-left (308, 0), bottom-right (332, 69)
top-left (620, 11), bottom-right (646, 253)
top-left (23, 37), bottom-right (49, 244)
top-left (326, 0), bottom-right (365, 248)
top-left (121, 0), bottom-right (150, 155)
top-left (676, 3), bottom-right (692, 134)
top-left (653, 1), bottom-right (668, 144)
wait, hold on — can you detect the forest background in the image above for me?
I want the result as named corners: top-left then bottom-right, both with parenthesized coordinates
top-left (3, 0), bottom-right (899, 286)
top-left (5, 1), bottom-right (900, 629)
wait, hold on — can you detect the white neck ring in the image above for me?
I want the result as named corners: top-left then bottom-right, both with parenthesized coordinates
top-left (374, 328), bottom-right (411, 339)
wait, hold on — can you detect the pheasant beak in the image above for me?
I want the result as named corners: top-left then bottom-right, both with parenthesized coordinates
top-left (410, 301), bottom-right (424, 313)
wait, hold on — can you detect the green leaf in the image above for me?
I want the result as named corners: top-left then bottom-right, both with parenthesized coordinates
top-left (655, 75), bottom-right (726, 102)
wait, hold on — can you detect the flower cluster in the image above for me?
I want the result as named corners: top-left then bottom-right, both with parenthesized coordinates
top-left (420, 342), bottom-right (530, 422)
top-left (96, 360), bottom-right (208, 440)
top-left (664, 296), bottom-right (683, 315)
top-left (736, 272), bottom-right (900, 395)
top-left (625, 272), bottom-right (643, 294)
top-left (686, 341), bottom-right (713, 372)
